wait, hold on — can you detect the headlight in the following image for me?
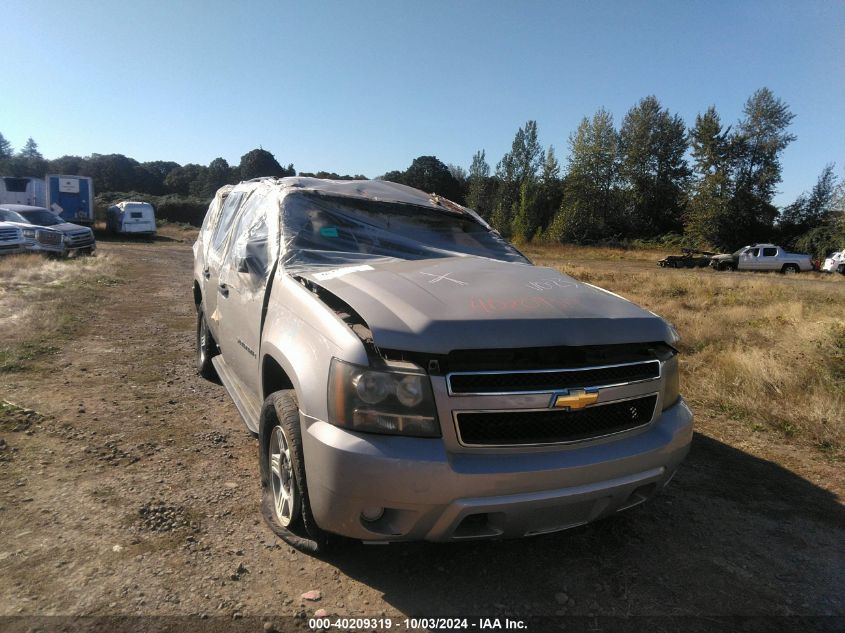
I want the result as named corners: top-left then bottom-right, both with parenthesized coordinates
top-left (22, 228), bottom-right (35, 238)
top-left (328, 358), bottom-right (440, 437)
top-left (661, 354), bottom-right (680, 411)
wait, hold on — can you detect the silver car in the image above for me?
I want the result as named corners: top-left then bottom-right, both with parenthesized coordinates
top-left (193, 178), bottom-right (693, 548)
top-left (0, 204), bottom-right (96, 256)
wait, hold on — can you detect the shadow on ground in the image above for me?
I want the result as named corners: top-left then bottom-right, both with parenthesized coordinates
top-left (324, 432), bottom-right (844, 619)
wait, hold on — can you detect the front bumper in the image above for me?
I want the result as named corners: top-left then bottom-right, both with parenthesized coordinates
top-left (0, 243), bottom-right (27, 255)
top-left (301, 398), bottom-right (693, 541)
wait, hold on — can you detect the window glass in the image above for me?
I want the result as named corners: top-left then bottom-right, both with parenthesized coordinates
top-left (748, 248), bottom-right (759, 257)
top-left (762, 247), bottom-right (777, 257)
top-left (211, 191), bottom-right (246, 252)
top-left (223, 188), bottom-right (279, 292)
top-left (280, 191), bottom-right (528, 273)
top-left (2, 178), bottom-right (29, 193)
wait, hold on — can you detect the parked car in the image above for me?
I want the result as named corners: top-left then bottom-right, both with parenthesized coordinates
top-left (821, 249), bottom-right (845, 275)
top-left (193, 178), bottom-right (693, 548)
top-left (0, 221), bottom-right (28, 255)
top-left (710, 243), bottom-right (813, 273)
top-left (107, 201), bottom-right (157, 237)
top-left (658, 248), bottom-right (715, 268)
top-left (0, 204), bottom-right (96, 256)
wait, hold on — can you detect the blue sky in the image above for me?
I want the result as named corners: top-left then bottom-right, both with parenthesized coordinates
top-left (4, 0), bottom-right (844, 206)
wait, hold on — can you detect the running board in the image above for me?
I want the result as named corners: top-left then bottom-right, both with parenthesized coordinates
top-left (212, 355), bottom-right (260, 433)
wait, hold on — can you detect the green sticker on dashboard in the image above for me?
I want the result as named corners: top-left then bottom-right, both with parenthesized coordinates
top-left (320, 227), bottom-right (339, 238)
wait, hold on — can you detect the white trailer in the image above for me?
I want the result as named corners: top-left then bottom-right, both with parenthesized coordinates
top-left (0, 177), bottom-right (46, 206)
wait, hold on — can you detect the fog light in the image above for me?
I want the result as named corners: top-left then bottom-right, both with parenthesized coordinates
top-left (361, 507), bottom-right (385, 522)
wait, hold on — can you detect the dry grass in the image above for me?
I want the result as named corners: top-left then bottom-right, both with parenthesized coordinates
top-left (525, 247), bottom-right (845, 455)
top-left (525, 242), bottom-right (673, 263)
top-left (0, 253), bottom-right (122, 372)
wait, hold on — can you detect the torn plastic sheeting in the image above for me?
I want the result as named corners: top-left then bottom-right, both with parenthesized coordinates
top-left (218, 183), bottom-right (281, 299)
top-left (279, 190), bottom-right (527, 276)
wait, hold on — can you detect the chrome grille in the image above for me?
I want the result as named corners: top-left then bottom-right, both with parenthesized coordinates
top-left (455, 395), bottom-right (658, 446)
top-left (37, 230), bottom-right (62, 245)
top-left (447, 360), bottom-right (660, 395)
top-left (0, 228), bottom-right (20, 242)
top-left (65, 229), bottom-right (94, 246)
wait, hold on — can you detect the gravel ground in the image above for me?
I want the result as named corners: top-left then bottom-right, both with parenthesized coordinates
top-left (1, 234), bottom-right (843, 632)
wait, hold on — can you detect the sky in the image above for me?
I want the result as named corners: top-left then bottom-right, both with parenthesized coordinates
top-left (4, 0), bottom-right (844, 206)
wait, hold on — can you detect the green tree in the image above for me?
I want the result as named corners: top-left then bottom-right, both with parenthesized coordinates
top-left (379, 170), bottom-right (406, 185)
top-left (238, 148), bottom-right (292, 180)
top-left (136, 161), bottom-right (181, 195)
top-left (618, 96), bottom-right (690, 237)
top-left (493, 120), bottom-right (544, 235)
top-left (48, 155), bottom-right (85, 175)
top-left (729, 88), bottom-right (796, 244)
top-left (11, 137), bottom-right (48, 177)
top-left (685, 106), bottom-right (733, 246)
top-left (448, 164), bottom-right (468, 202)
top-left (551, 108), bottom-right (621, 242)
top-left (164, 163), bottom-right (208, 196)
top-left (793, 173), bottom-right (845, 260)
top-left (399, 155), bottom-right (462, 201)
top-left (0, 132), bottom-right (12, 160)
top-left (510, 178), bottom-right (541, 242)
top-left (538, 145), bottom-right (562, 231)
top-left (82, 153), bottom-right (141, 192)
top-left (779, 164), bottom-right (838, 246)
top-left (465, 150), bottom-right (492, 217)
top-left (203, 157), bottom-right (235, 197)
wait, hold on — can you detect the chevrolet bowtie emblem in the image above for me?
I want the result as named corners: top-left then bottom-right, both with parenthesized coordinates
top-left (552, 389), bottom-right (599, 410)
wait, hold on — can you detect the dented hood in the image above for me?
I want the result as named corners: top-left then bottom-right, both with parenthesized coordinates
top-left (302, 256), bottom-right (675, 354)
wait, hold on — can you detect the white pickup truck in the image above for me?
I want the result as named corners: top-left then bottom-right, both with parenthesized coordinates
top-left (821, 249), bottom-right (845, 274)
top-left (710, 243), bottom-right (814, 273)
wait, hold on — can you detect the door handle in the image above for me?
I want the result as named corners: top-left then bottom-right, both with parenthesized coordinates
top-left (218, 283), bottom-right (229, 298)
top-left (203, 267), bottom-right (210, 280)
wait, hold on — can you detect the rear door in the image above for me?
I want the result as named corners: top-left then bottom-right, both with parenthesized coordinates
top-left (216, 187), bottom-right (279, 395)
top-left (759, 246), bottom-right (778, 270)
top-left (49, 177), bottom-right (92, 224)
top-left (202, 189), bottom-right (247, 342)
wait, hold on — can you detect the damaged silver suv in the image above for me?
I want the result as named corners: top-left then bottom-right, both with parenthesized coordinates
top-left (193, 178), bottom-right (693, 548)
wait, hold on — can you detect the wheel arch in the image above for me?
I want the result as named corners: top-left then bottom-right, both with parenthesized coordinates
top-left (261, 353), bottom-right (297, 403)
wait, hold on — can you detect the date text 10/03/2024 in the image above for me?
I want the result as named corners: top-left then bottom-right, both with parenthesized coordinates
top-left (308, 617), bottom-right (528, 630)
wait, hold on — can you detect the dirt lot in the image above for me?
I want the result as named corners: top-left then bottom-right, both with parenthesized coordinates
top-left (1, 232), bottom-right (843, 632)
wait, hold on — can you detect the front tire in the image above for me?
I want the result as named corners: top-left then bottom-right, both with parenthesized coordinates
top-left (196, 306), bottom-right (218, 380)
top-left (259, 390), bottom-right (328, 553)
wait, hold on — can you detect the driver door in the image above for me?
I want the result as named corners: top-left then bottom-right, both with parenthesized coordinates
top-left (739, 247), bottom-right (759, 270)
top-left (216, 188), bottom-right (279, 396)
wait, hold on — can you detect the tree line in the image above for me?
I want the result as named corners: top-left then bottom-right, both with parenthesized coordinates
top-left (2, 86), bottom-right (842, 256)
top-left (379, 88), bottom-right (843, 257)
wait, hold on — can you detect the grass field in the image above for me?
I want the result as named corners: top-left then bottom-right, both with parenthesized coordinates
top-left (3, 239), bottom-right (843, 457)
top-left (0, 252), bottom-right (121, 373)
top-left (525, 244), bottom-right (845, 457)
